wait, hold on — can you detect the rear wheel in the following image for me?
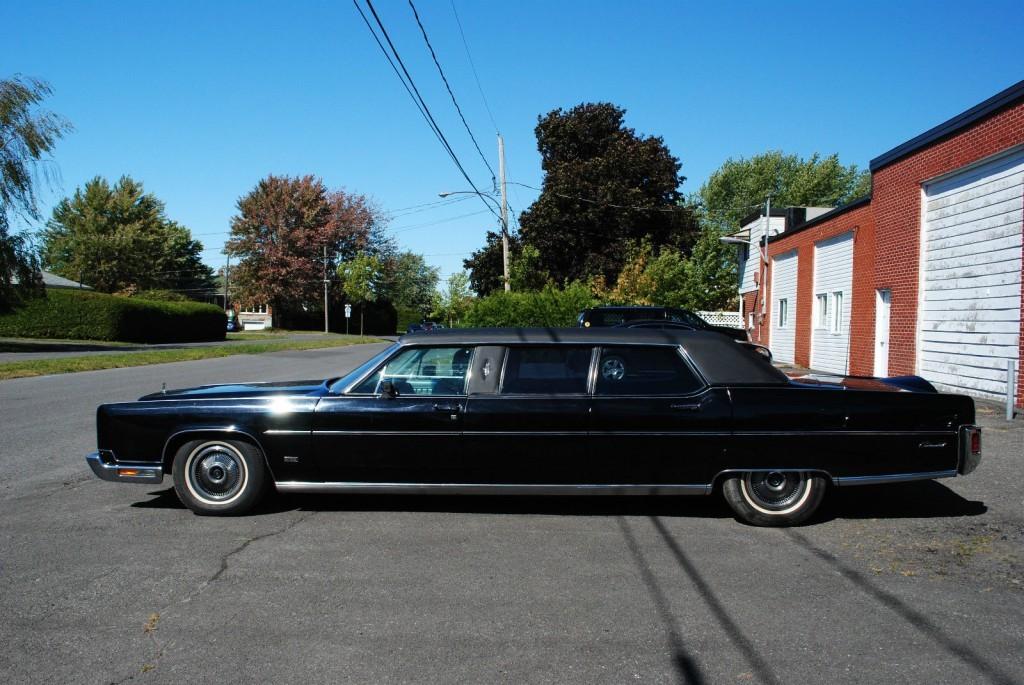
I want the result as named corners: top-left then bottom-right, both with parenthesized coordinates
top-left (722, 471), bottom-right (826, 526)
top-left (172, 439), bottom-right (266, 516)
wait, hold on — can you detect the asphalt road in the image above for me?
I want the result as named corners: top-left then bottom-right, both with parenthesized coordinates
top-left (1, 344), bottom-right (1022, 684)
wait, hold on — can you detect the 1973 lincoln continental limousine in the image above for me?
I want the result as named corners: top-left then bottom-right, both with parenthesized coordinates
top-left (86, 328), bottom-right (983, 526)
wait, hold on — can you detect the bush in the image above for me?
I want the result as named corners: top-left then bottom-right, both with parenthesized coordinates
top-left (131, 289), bottom-right (191, 302)
top-left (395, 305), bottom-right (423, 334)
top-left (463, 282), bottom-right (595, 328)
top-left (0, 289), bottom-right (226, 343)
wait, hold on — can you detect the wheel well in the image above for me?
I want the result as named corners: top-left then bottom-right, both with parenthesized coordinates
top-left (709, 469), bottom-right (834, 492)
top-left (162, 430), bottom-right (268, 476)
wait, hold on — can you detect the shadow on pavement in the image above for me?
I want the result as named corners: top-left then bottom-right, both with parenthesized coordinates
top-left (0, 341), bottom-right (148, 353)
top-left (784, 529), bottom-right (1018, 685)
top-left (815, 480), bottom-right (986, 523)
top-left (618, 517), bottom-right (708, 685)
top-left (131, 488), bottom-right (735, 518)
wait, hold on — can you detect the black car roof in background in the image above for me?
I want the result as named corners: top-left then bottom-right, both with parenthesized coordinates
top-left (398, 328), bottom-right (786, 385)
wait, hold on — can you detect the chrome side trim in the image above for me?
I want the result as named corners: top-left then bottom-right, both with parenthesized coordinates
top-left (86, 451), bottom-right (163, 484)
top-left (831, 470), bottom-right (957, 487)
top-left (160, 427), bottom-right (266, 464)
top-left (264, 429), bottom-right (310, 435)
top-left (312, 430), bottom-right (461, 436)
top-left (274, 481), bottom-right (711, 496)
top-left (732, 430), bottom-right (957, 437)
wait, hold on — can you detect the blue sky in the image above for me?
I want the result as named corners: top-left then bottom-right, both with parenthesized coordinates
top-left (5, 0), bottom-right (1023, 282)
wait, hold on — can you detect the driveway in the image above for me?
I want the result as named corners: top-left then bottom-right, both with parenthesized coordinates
top-left (0, 344), bottom-right (1021, 683)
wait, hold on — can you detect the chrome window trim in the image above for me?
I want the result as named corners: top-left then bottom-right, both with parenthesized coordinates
top-left (339, 343), bottom-right (475, 398)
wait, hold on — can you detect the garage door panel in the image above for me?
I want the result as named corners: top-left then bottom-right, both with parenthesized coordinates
top-left (769, 251), bottom-right (798, 364)
top-left (922, 295), bottom-right (1021, 311)
top-left (927, 217), bottom-right (1022, 252)
top-left (919, 149), bottom-right (1023, 399)
top-left (920, 330), bottom-right (1020, 346)
top-left (811, 233), bottom-right (853, 374)
top-left (926, 182), bottom-right (1023, 223)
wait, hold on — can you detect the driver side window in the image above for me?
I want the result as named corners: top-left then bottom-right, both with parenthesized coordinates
top-left (350, 346), bottom-right (473, 396)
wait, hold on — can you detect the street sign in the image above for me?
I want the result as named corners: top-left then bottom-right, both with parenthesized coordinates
top-left (344, 304), bottom-right (352, 318)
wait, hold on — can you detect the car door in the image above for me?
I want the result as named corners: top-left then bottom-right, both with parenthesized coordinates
top-left (462, 345), bottom-right (593, 484)
top-left (312, 345), bottom-right (473, 483)
top-left (588, 345), bottom-right (731, 487)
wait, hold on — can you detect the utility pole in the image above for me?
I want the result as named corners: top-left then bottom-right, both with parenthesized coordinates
top-left (224, 255), bottom-right (230, 310)
top-left (323, 245), bottom-right (330, 334)
top-left (759, 196), bottom-right (770, 319)
top-left (498, 133), bottom-right (510, 292)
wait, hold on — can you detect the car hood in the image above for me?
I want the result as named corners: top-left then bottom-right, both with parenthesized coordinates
top-left (137, 380), bottom-right (327, 401)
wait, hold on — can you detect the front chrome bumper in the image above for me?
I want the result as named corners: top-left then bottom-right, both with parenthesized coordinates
top-left (86, 451), bottom-right (164, 484)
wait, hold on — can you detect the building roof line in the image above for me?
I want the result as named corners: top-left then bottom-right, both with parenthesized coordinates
top-left (869, 79), bottom-right (1024, 172)
top-left (766, 195), bottom-right (871, 244)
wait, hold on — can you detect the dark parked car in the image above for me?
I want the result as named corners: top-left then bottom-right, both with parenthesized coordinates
top-left (86, 328), bottom-right (981, 526)
top-left (579, 306), bottom-right (748, 341)
top-left (406, 321), bottom-right (444, 334)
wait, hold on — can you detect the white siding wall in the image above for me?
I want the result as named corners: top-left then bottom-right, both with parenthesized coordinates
top-left (811, 232), bottom-right (854, 374)
top-left (770, 251), bottom-right (798, 363)
top-left (739, 217), bottom-right (786, 294)
top-left (919, 148), bottom-right (1024, 399)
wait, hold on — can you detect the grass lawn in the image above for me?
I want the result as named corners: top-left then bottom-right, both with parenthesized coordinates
top-left (0, 335), bottom-right (383, 381)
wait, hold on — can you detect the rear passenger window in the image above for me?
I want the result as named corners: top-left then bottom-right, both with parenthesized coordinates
top-left (595, 346), bottom-right (703, 395)
top-left (501, 346), bottom-right (592, 395)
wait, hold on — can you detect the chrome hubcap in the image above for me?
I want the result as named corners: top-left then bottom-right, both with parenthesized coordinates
top-left (602, 357), bottom-right (625, 381)
top-left (744, 472), bottom-right (807, 511)
top-left (189, 445), bottom-right (244, 501)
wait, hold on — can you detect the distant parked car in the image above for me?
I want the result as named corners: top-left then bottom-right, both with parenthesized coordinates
top-left (407, 321), bottom-right (445, 334)
top-left (579, 306), bottom-right (747, 341)
top-left (615, 319), bottom-right (697, 331)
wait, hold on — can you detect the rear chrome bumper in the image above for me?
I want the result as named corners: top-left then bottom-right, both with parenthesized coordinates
top-left (86, 451), bottom-right (164, 484)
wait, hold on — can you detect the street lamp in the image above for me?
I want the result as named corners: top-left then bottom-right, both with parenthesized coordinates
top-left (439, 189), bottom-right (510, 292)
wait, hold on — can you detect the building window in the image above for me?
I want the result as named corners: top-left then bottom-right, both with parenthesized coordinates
top-left (830, 291), bottom-right (844, 334)
top-left (777, 298), bottom-right (788, 328)
top-left (815, 294), bottom-right (828, 329)
top-left (242, 304), bottom-right (268, 314)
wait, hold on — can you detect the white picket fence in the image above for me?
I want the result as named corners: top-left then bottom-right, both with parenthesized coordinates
top-left (697, 310), bottom-right (743, 329)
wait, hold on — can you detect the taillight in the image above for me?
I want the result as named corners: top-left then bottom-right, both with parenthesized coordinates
top-left (970, 428), bottom-right (981, 455)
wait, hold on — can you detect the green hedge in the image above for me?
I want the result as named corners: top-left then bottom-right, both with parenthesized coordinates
top-left (0, 289), bottom-right (226, 343)
top-left (463, 282), bottom-right (596, 328)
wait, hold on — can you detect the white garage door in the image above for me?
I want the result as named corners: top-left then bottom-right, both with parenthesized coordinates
top-left (811, 232), bottom-right (854, 374)
top-left (770, 251), bottom-right (798, 364)
top-left (920, 148), bottom-right (1024, 399)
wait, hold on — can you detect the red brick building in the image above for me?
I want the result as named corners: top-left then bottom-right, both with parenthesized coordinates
top-left (740, 79), bottom-right (1024, 405)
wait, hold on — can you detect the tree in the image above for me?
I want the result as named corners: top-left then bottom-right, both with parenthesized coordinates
top-left (0, 76), bottom-right (72, 310)
top-left (42, 176), bottom-right (214, 294)
top-left (516, 102), bottom-right (699, 283)
top-left (431, 271), bottom-right (472, 327)
top-left (379, 250), bottom-right (439, 315)
top-left (508, 243), bottom-right (550, 291)
top-left (463, 230), bottom-right (518, 296)
top-left (226, 175), bottom-right (380, 314)
top-left (699, 151), bottom-right (871, 230)
top-left (337, 252), bottom-right (382, 336)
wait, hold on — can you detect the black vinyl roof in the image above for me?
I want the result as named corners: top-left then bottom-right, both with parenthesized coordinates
top-left (399, 328), bottom-right (788, 385)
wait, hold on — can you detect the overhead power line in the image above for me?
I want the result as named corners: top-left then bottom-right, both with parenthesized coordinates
top-left (408, 0), bottom-right (496, 188)
top-left (506, 181), bottom-right (696, 213)
top-left (450, 0), bottom-right (499, 134)
top-left (353, 0), bottom-right (499, 222)
top-left (390, 208), bottom-right (490, 234)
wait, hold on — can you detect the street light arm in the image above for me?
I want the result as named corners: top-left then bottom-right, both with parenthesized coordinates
top-left (438, 189), bottom-right (502, 212)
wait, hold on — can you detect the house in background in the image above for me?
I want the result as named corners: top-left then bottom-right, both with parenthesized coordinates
top-left (734, 79), bottom-right (1024, 406)
top-left (9, 269), bottom-right (93, 291)
top-left (232, 303), bottom-right (273, 331)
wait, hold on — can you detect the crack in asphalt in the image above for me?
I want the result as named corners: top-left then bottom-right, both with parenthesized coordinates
top-left (109, 510), bottom-right (318, 683)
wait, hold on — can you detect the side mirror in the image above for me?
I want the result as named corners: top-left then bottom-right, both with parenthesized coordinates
top-left (380, 380), bottom-right (399, 399)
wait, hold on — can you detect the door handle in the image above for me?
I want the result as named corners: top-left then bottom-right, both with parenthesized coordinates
top-left (433, 403), bottom-right (460, 413)
top-left (670, 402), bottom-right (703, 412)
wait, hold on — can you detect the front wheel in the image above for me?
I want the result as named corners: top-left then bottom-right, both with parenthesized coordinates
top-left (722, 471), bottom-right (826, 526)
top-left (172, 439), bottom-right (266, 516)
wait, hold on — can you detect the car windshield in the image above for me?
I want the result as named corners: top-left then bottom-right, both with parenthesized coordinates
top-left (327, 343), bottom-right (399, 393)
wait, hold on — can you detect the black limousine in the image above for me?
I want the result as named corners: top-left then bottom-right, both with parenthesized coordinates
top-left (86, 328), bottom-right (982, 526)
